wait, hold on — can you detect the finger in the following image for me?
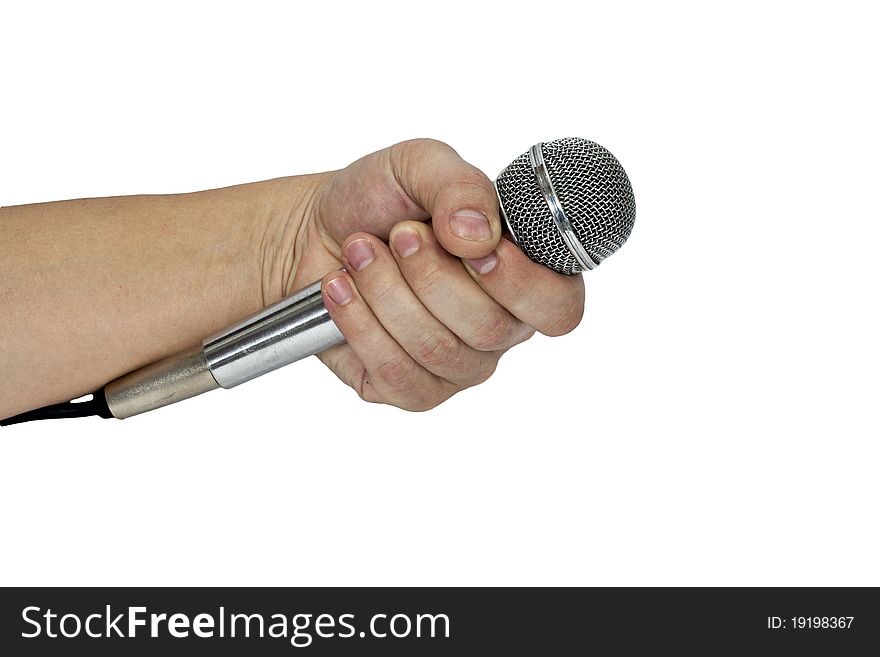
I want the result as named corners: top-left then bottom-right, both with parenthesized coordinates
top-left (462, 238), bottom-right (586, 337)
top-left (319, 270), bottom-right (456, 411)
top-left (388, 139), bottom-right (502, 260)
top-left (389, 221), bottom-right (535, 352)
top-left (316, 342), bottom-right (373, 402)
top-left (340, 232), bottom-right (500, 387)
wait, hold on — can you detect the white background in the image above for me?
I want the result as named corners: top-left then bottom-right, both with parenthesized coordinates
top-left (1, 1), bottom-right (877, 586)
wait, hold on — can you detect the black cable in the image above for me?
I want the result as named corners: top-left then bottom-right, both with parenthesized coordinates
top-left (0, 389), bottom-right (113, 427)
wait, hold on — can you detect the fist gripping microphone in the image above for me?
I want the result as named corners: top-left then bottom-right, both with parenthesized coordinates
top-left (1, 138), bottom-right (636, 425)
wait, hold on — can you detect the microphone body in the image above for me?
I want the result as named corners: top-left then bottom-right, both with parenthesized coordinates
top-left (103, 282), bottom-right (342, 418)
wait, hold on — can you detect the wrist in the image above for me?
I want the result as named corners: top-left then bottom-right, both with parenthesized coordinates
top-left (251, 172), bottom-right (333, 305)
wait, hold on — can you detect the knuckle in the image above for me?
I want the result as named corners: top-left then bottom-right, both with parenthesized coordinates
top-left (438, 173), bottom-right (496, 211)
top-left (401, 388), bottom-right (448, 412)
top-left (450, 171), bottom-right (494, 192)
top-left (375, 356), bottom-right (418, 390)
top-left (543, 298), bottom-right (585, 337)
top-left (415, 332), bottom-right (458, 368)
top-left (393, 138), bottom-right (451, 169)
top-left (465, 355), bottom-right (499, 387)
top-left (352, 265), bottom-right (397, 306)
top-left (520, 326), bottom-right (537, 343)
top-left (410, 259), bottom-right (446, 293)
top-left (405, 137), bottom-right (451, 153)
top-left (498, 272), bottom-right (529, 308)
top-left (364, 274), bottom-right (397, 305)
top-left (467, 310), bottom-right (514, 351)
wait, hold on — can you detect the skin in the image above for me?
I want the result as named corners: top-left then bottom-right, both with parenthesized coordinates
top-left (0, 139), bottom-right (584, 419)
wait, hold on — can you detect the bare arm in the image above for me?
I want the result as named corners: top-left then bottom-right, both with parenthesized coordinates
top-left (0, 175), bottom-right (322, 419)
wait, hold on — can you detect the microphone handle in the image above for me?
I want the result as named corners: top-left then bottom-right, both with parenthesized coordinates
top-left (103, 280), bottom-right (343, 419)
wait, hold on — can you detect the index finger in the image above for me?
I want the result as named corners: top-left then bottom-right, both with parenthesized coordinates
top-left (463, 238), bottom-right (586, 337)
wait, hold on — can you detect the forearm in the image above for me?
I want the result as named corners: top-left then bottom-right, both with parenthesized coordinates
top-left (0, 175), bottom-right (321, 419)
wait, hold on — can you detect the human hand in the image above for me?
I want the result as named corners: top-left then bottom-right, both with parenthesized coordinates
top-left (283, 139), bottom-right (585, 410)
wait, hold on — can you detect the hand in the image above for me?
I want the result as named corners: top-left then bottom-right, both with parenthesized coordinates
top-left (285, 139), bottom-right (585, 411)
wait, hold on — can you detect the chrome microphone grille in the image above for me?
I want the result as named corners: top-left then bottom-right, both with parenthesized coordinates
top-left (495, 137), bottom-right (636, 275)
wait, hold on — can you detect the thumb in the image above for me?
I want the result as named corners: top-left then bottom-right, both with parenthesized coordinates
top-left (387, 138), bottom-right (501, 259)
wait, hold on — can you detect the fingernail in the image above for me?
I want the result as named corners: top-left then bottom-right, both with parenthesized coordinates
top-left (464, 252), bottom-right (497, 275)
top-left (450, 209), bottom-right (492, 241)
top-left (391, 227), bottom-right (421, 258)
top-left (325, 276), bottom-right (353, 305)
top-left (343, 239), bottom-right (374, 271)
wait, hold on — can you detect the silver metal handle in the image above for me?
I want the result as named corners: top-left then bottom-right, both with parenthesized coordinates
top-left (104, 280), bottom-right (344, 418)
top-left (204, 281), bottom-right (343, 388)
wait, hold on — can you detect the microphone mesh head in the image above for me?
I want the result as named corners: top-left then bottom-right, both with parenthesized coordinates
top-left (496, 138), bottom-right (636, 274)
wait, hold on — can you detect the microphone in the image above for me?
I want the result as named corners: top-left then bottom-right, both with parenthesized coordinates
top-left (2, 138), bottom-right (636, 424)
